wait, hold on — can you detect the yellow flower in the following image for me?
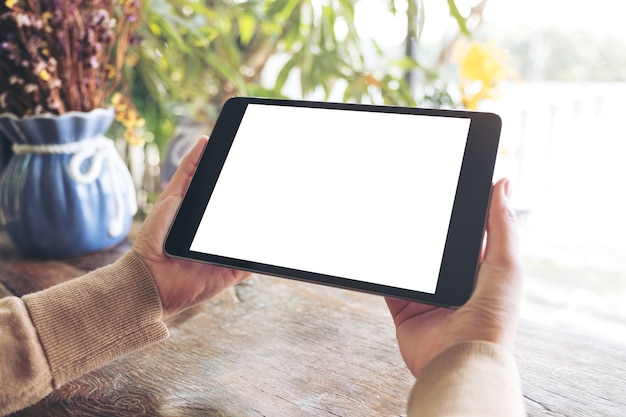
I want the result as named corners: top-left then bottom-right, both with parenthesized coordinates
top-left (110, 92), bottom-right (123, 105)
top-left (38, 69), bottom-right (51, 82)
top-left (113, 101), bottom-right (129, 119)
top-left (42, 11), bottom-right (53, 33)
top-left (124, 127), bottom-right (145, 147)
top-left (111, 93), bottom-right (146, 146)
top-left (454, 40), bottom-right (512, 110)
top-left (5, 0), bottom-right (18, 9)
top-left (122, 0), bottom-right (141, 15)
top-left (104, 64), bottom-right (116, 80)
top-left (458, 42), bottom-right (508, 85)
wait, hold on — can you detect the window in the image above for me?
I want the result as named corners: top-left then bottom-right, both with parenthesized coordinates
top-left (479, 0), bottom-right (626, 344)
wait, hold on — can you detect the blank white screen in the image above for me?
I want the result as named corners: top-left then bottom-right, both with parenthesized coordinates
top-left (190, 104), bottom-right (470, 294)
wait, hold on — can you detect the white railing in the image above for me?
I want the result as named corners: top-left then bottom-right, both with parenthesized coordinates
top-left (490, 82), bottom-right (626, 344)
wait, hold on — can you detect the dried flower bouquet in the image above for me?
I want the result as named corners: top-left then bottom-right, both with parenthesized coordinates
top-left (0, 0), bottom-right (144, 143)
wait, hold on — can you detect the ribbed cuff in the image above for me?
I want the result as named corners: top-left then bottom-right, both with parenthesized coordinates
top-left (407, 341), bottom-right (525, 417)
top-left (23, 250), bottom-right (169, 388)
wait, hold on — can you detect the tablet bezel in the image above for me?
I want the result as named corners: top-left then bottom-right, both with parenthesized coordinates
top-left (164, 97), bottom-right (501, 307)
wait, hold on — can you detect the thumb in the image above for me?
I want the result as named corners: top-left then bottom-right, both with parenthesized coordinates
top-left (453, 179), bottom-right (524, 350)
top-left (134, 136), bottom-right (208, 257)
top-left (472, 178), bottom-right (524, 303)
top-left (483, 178), bottom-right (520, 268)
top-left (158, 136), bottom-right (208, 202)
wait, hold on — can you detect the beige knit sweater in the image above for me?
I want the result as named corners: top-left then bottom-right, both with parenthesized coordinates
top-left (0, 250), bottom-right (524, 416)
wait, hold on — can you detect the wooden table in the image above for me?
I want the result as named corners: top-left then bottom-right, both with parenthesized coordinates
top-left (1, 230), bottom-right (625, 416)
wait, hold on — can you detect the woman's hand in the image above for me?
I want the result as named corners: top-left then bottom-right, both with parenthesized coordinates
top-left (386, 178), bottom-right (523, 378)
top-left (133, 136), bottom-right (251, 320)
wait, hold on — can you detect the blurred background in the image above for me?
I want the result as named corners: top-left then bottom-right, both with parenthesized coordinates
top-left (118, 0), bottom-right (626, 345)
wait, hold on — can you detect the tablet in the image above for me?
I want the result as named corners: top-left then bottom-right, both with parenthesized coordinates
top-left (164, 97), bottom-right (501, 307)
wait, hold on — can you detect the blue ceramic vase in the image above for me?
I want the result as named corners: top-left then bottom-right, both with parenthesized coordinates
top-left (0, 108), bottom-right (137, 257)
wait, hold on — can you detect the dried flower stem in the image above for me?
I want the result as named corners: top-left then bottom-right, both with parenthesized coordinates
top-left (0, 0), bottom-right (142, 117)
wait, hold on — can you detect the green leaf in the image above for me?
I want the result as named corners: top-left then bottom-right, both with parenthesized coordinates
top-left (393, 56), bottom-right (422, 71)
top-left (342, 82), bottom-right (353, 102)
top-left (199, 52), bottom-right (247, 94)
top-left (130, 0), bottom-right (478, 154)
top-left (274, 56), bottom-right (299, 92)
top-left (238, 13), bottom-right (256, 46)
top-left (446, 0), bottom-right (469, 36)
top-left (148, 14), bottom-right (192, 53)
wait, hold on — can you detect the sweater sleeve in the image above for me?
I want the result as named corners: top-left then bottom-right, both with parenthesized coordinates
top-left (406, 341), bottom-right (525, 417)
top-left (0, 250), bottom-right (169, 416)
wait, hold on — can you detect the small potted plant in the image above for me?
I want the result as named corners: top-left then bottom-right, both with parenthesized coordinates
top-left (0, 0), bottom-right (143, 257)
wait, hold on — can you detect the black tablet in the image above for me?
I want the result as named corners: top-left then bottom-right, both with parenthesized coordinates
top-left (164, 97), bottom-right (501, 307)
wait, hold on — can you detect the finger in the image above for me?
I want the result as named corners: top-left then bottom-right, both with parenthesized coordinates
top-left (385, 297), bottom-right (406, 316)
top-left (385, 296), bottom-right (440, 324)
top-left (483, 178), bottom-right (520, 267)
top-left (472, 178), bottom-right (523, 301)
top-left (158, 136), bottom-right (209, 201)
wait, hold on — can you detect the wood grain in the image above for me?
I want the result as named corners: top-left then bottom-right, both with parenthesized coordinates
top-left (517, 321), bottom-right (626, 416)
top-left (0, 231), bottom-right (131, 295)
top-left (2, 230), bottom-right (625, 416)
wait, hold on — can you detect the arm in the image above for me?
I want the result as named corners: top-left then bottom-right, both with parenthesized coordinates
top-left (0, 296), bottom-right (52, 415)
top-left (387, 178), bottom-right (525, 416)
top-left (0, 137), bottom-right (250, 416)
top-left (0, 251), bottom-right (167, 416)
top-left (407, 341), bottom-right (524, 416)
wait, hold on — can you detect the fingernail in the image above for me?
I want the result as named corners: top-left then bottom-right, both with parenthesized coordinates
top-left (503, 179), bottom-right (512, 200)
